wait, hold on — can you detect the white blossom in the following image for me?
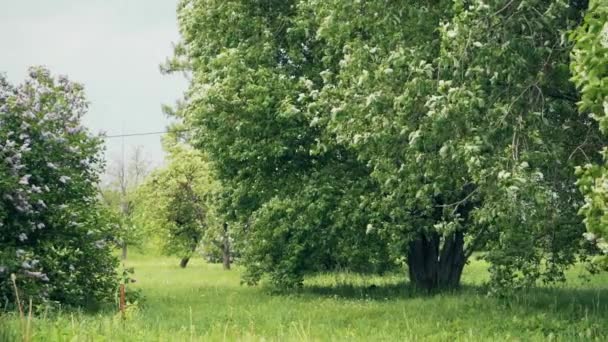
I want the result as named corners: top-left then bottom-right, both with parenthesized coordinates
top-left (67, 126), bottom-right (82, 134)
top-left (583, 232), bottom-right (596, 241)
top-left (598, 239), bottom-right (608, 253)
top-left (24, 271), bottom-right (49, 282)
top-left (18, 174), bottom-right (30, 185)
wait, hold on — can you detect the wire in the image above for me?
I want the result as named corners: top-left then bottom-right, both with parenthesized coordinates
top-left (103, 129), bottom-right (191, 139)
top-left (105, 131), bottom-right (168, 139)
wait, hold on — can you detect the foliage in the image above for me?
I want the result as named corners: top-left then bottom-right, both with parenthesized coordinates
top-left (133, 139), bottom-right (220, 264)
top-left (167, 0), bottom-right (393, 288)
top-left (169, 0), bottom-right (600, 290)
top-left (309, 0), bottom-right (597, 290)
top-left (118, 266), bottom-right (144, 306)
top-left (572, 0), bottom-right (608, 268)
top-left (0, 67), bottom-right (119, 308)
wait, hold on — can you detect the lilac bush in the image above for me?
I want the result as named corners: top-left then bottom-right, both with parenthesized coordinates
top-left (0, 67), bottom-right (118, 308)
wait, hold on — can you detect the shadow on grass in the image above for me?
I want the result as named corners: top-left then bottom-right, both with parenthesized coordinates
top-left (298, 280), bottom-right (482, 300)
top-left (293, 279), bottom-right (608, 319)
top-left (502, 286), bottom-right (608, 315)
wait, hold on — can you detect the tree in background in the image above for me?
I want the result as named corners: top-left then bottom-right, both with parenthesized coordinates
top-left (0, 67), bottom-right (118, 307)
top-left (572, 0), bottom-right (608, 268)
top-left (167, 0), bottom-right (603, 291)
top-left (101, 146), bottom-right (150, 260)
top-left (134, 138), bottom-right (226, 268)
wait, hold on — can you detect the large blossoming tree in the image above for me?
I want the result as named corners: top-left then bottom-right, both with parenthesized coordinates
top-left (0, 67), bottom-right (118, 308)
top-left (168, 0), bottom-right (601, 291)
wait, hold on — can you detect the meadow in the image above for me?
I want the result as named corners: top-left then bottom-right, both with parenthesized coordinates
top-left (1, 254), bottom-right (607, 341)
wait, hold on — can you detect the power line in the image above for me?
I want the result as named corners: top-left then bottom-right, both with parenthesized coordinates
top-left (103, 129), bottom-right (191, 139)
top-left (105, 131), bottom-right (169, 139)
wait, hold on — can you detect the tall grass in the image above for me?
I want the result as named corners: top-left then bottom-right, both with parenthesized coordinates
top-left (1, 254), bottom-right (606, 341)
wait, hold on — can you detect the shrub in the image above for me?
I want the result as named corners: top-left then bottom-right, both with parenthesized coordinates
top-left (0, 67), bottom-right (118, 309)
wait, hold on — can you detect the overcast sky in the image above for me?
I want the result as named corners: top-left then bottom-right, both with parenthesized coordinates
top-left (0, 0), bottom-right (187, 171)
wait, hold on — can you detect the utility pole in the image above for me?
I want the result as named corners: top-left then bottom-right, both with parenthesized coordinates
top-left (120, 122), bottom-right (128, 260)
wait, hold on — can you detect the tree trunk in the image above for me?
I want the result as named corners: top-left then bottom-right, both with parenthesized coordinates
top-left (222, 223), bottom-right (231, 270)
top-left (180, 257), bottom-right (190, 268)
top-left (121, 243), bottom-right (128, 260)
top-left (407, 231), bottom-right (466, 292)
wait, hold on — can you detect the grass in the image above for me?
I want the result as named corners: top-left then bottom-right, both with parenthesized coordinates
top-left (1, 254), bottom-right (607, 341)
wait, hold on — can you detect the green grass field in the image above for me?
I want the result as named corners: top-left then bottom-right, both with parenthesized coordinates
top-left (1, 254), bottom-right (607, 341)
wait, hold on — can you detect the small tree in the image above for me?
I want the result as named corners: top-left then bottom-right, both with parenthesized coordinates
top-left (134, 139), bottom-right (224, 268)
top-left (0, 67), bottom-right (118, 307)
top-left (102, 146), bottom-right (150, 259)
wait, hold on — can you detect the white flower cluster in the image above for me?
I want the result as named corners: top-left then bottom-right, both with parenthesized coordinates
top-left (583, 232), bottom-right (608, 254)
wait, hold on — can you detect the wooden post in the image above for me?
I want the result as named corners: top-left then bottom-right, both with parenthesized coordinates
top-left (26, 298), bottom-right (32, 342)
top-left (119, 284), bottom-right (126, 320)
top-left (10, 274), bottom-right (25, 339)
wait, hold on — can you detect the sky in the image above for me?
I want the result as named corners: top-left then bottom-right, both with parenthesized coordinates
top-left (0, 0), bottom-right (187, 172)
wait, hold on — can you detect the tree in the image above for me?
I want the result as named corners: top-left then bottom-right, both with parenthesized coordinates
top-left (572, 0), bottom-right (608, 267)
top-left (165, 0), bottom-right (393, 287)
top-left (134, 139), bottom-right (224, 268)
top-left (169, 0), bottom-right (598, 291)
top-left (102, 146), bottom-right (150, 260)
top-left (307, 0), bottom-right (600, 291)
top-left (0, 67), bottom-right (118, 307)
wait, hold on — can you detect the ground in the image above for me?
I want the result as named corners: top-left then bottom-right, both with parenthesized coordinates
top-left (1, 254), bottom-right (607, 341)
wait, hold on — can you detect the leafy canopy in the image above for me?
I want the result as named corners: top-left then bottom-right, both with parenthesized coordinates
top-left (572, 0), bottom-right (608, 266)
top-left (134, 139), bottom-right (220, 262)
